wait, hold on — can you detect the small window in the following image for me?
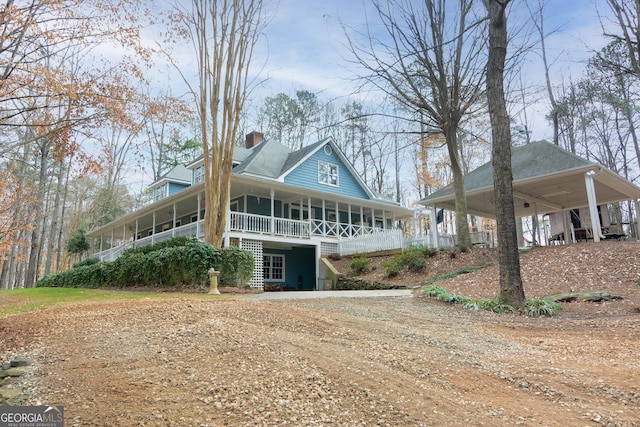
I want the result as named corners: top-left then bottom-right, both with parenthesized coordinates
top-left (263, 254), bottom-right (285, 282)
top-left (175, 220), bottom-right (182, 227)
top-left (191, 214), bottom-right (198, 223)
top-left (324, 144), bottom-right (332, 155)
top-left (154, 184), bottom-right (167, 201)
top-left (194, 166), bottom-right (204, 184)
top-left (318, 161), bottom-right (338, 186)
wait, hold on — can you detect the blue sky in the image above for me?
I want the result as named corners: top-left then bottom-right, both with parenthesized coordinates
top-left (248, 0), bottom-right (616, 141)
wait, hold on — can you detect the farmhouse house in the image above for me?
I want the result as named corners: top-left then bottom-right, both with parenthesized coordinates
top-left (87, 132), bottom-right (414, 290)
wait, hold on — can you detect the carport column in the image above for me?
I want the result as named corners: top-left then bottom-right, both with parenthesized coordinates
top-left (585, 170), bottom-right (602, 242)
top-left (561, 209), bottom-right (572, 245)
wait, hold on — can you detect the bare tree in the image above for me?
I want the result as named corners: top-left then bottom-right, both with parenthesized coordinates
top-left (483, 0), bottom-right (525, 308)
top-left (169, 0), bottom-right (266, 246)
top-left (604, 0), bottom-right (640, 77)
top-left (345, 0), bottom-right (488, 250)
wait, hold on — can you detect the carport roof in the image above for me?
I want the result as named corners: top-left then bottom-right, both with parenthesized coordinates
top-left (419, 140), bottom-right (640, 218)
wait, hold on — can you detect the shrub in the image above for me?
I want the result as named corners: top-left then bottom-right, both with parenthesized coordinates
top-left (381, 256), bottom-right (402, 277)
top-left (73, 257), bottom-right (100, 268)
top-left (37, 263), bottom-right (110, 289)
top-left (349, 253), bottom-right (371, 275)
top-left (397, 248), bottom-right (426, 272)
top-left (36, 237), bottom-right (254, 291)
top-left (218, 246), bottom-right (254, 286)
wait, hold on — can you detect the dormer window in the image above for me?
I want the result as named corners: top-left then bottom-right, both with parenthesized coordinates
top-left (318, 160), bottom-right (338, 186)
top-left (154, 184), bottom-right (168, 202)
top-left (194, 165), bottom-right (204, 184)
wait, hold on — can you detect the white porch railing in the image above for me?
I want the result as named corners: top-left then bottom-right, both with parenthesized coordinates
top-left (93, 213), bottom-right (400, 261)
top-left (230, 212), bottom-right (311, 237)
top-left (339, 229), bottom-right (406, 255)
top-left (310, 219), bottom-right (379, 238)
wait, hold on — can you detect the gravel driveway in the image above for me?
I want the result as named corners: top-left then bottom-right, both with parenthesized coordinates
top-left (2, 293), bottom-right (638, 426)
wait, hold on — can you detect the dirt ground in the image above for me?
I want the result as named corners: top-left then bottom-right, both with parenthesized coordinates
top-left (1, 242), bottom-right (640, 426)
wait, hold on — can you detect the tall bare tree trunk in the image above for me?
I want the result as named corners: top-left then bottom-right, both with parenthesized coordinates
top-left (25, 141), bottom-right (50, 287)
top-left (484, 0), bottom-right (526, 308)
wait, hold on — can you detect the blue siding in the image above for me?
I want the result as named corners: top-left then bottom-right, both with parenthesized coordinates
top-left (263, 246), bottom-right (315, 291)
top-left (284, 145), bottom-right (370, 199)
top-left (246, 196), bottom-right (283, 217)
top-left (168, 182), bottom-right (189, 196)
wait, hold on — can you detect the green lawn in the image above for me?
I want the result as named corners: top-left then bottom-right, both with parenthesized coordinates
top-left (0, 287), bottom-right (227, 317)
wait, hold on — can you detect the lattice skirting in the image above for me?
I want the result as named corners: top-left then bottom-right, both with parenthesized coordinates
top-left (321, 242), bottom-right (339, 257)
top-left (239, 239), bottom-right (264, 289)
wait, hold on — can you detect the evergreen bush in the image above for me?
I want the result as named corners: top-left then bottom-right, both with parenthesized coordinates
top-left (349, 253), bottom-right (371, 275)
top-left (36, 237), bottom-right (254, 291)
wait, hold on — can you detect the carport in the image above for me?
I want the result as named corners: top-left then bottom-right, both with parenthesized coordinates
top-left (419, 140), bottom-right (640, 246)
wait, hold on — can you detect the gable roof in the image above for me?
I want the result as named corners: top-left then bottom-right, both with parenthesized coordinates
top-left (420, 140), bottom-right (640, 218)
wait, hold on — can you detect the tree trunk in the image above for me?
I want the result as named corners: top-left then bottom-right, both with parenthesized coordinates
top-left (484, 0), bottom-right (526, 308)
top-left (445, 127), bottom-right (471, 250)
top-left (45, 159), bottom-right (64, 276)
top-left (25, 143), bottom-right (50, 288)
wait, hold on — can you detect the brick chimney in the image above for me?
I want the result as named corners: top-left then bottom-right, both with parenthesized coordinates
top-left (245, 131), bottom-right (264, 149)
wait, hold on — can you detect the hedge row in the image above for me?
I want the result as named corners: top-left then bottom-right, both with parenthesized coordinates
top-left (36, 237), bottom-right (254, 291)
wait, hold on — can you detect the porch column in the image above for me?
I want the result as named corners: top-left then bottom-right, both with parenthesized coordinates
top-left (360, 206), bottom-right (364, 226)
top-left (335, 200), bottom-right (339, 237)
top-left (111, 229), bottom-right (114, 249)
top-left (196, 193), bottom-right (201, 239)
top-left (122, 224), bottom-right (126, 247)
top-left (172, 203), bottom-right (177, 237)
top-left (585, 170), bottom-right (603, 242)
top-left (134, 219), bottom-right (139, 248)
top-left (270, 189), bottom-right (275, 236)
top-left (429, 206), bottom-right (438, 249)
top-left (322, 199), bottom-right (326, 224)
top-left (307, 196), bottom-right (312, 224)
top-left (383, 211), bottom-right (387, 230)
top-left (151, 212), bottom-right (156, 245)
top-left (224, 193), bottom-right (231, 247)
top-left (99, 235), bottom-right (103, 252)
top-left (371, 207), bottom-right (375, 229)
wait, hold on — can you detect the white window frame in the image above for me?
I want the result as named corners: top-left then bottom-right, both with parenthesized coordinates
top-left (263, 254), bottom-right (285, 282)
top-left (194, 165), bottom-right (204, 184)
top-left (318, 160), bottom-right (338, 186)
top-left (154, 184), bottom-right (167, 201)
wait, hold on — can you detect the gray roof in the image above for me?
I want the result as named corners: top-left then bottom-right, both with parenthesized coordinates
top-left (419, 140), bottom-right (640, 218)
top-left (423, 140), bottom-right (593, 201)
top-left (151, 165), bottom-right (192, 187)
top-left (232, 138), bottom-right (292, 177)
